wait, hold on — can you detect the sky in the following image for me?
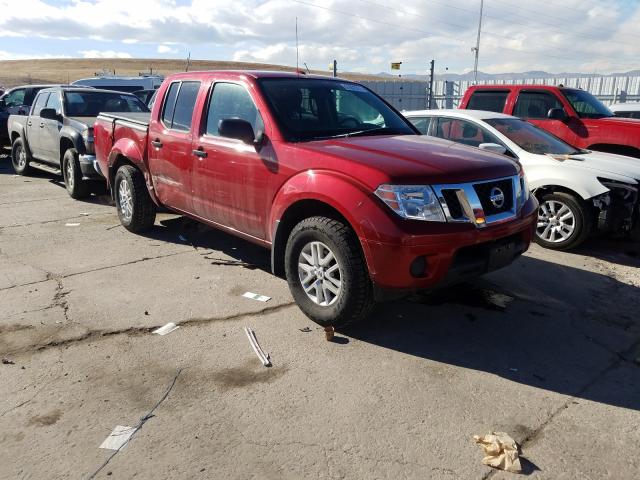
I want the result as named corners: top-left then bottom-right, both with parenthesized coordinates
top-left (0, 0), bottom-right (639, 75)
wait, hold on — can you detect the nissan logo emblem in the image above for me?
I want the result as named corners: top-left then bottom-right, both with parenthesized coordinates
top-left (489, 187), bottom-right (505, 209)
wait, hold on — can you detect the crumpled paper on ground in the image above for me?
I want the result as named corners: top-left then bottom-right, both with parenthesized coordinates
top-left (473, 431), bottom-right (522, 473)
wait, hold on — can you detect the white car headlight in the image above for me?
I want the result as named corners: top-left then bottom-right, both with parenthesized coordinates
top-left (375, 184), bottom-right (446, 222)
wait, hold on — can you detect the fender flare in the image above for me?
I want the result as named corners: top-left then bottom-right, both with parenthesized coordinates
top-left (269, 170), bottom-right (389, 276)
top-left (106, 138), bottom-right (159, 204)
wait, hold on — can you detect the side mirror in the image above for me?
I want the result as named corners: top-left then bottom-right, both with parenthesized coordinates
top-left (40, 108), bottom-right (61, 121)
top-left (547, 107), bottom-right (568, 121)
top-left (219, 118), bottom-right (256, 145)
top-left (479, 143), bottom-right (507, 155)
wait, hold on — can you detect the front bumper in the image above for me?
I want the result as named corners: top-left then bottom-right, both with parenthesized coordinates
top-left (363, 196), bottom-right (538, 290)
top-left (79, 154), bottom-right (104, 180)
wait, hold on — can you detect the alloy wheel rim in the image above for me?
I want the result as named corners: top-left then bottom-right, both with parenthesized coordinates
top-left (537, 200), bottom-right (576, 243)
top-left (118, 179), bottom-right (133, 222)
top-left (17, 146), bottom-right (26, 169)
top-left (298, 241), bottom-right (342, 307)
top-left (66, 159), bottom-right (74, 190)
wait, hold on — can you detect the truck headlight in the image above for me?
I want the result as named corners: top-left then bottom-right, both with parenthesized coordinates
top-left (82, 128), bottom-right (95, 154)
top-left (518, 171), bottom-right (530, 207)
top-left (375, 184), bottom-right (446, 222)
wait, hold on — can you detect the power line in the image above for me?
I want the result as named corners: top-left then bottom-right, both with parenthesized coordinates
top-left (295, 0), bottom-right (631, 67)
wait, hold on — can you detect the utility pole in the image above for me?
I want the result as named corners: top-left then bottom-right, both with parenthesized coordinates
top-left (428, 59), bottom-right (435, 109)
top-left (185, 52), bottom-right (191, 72)
top-left (472, 0), bottom-right (484, 84)
top-left (333, 59), bottom-right (337, 77)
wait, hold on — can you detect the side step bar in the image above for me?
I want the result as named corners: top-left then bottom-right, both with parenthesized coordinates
top-left (29, 161), bottom-right (61, 176)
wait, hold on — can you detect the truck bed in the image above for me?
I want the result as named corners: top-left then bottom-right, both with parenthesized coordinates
top-left (98, 111), bottom-right (150, 126)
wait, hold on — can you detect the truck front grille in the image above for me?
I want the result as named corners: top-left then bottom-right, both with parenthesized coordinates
top-left (473, 178), bottom-right (514, 216)
top-left (433, 175), bottom-right (520, 228)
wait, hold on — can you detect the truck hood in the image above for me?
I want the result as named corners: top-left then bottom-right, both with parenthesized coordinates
top-left (553, 150), bottom-right (640, 182)
top-left (295, 135), bottom-right (519, 184)
top-left (66, 116), bottom-right (98, 129)
top-left (595, 116), bottom-right (640, 128)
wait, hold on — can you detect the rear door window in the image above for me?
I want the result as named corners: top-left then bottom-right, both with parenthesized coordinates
top-left (467, 90), bottom-right (509, 112)
top-left (171, 82), bottom-right (201, 131)
top-left (32, 93), bottom-right (49, 116)
top-left (161, 82), bottom-right (180, 128)
top-left (434, 117), bottom-right (501, 147)
top-left (407, 116), bottom-right (432, 135)
top-left (514, 91), bottom-right (562, 119)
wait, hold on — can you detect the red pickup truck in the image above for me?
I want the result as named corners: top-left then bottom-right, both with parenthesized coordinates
top-left (94, 71), bottom-right (537, 327)
top-left (460, 85), bottom-right (640, 158)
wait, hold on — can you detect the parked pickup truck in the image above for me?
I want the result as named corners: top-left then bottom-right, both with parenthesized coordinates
top-left (94, 71), bottom-right (537, 327)
top-left (9, 86), bottom-right (149, 198)
top-left (1, 85), bottom-right (54, 146)
top-left (460, 85), bottom-right (640, 158)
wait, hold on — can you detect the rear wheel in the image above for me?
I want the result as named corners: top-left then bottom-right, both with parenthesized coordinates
top-left (535, 192), bottom-right (592, 250)
top-left (62, 148), bottom-right (89, 199)
top-left (114, 165), bottom-right (156, 232)
top-left (11, 137), bottom-right (31, 175)
top-left (285, 216), bottom-right (375, 328)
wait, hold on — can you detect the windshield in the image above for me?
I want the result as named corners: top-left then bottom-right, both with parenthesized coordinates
top-left (258, 78), bottom-right (416, 141)
top-left (63, 91), bottom-right (149, 117)
top-left (485, 118), bottom-right (579, 155)
top-left (561, 89), bottom-right (613, 119)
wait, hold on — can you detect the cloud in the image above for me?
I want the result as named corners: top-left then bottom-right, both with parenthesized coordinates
top-left (0, 50), bottom-right (70, 60)
top-left (0, 0), bottom-right (638, 74)
top-left (157, 44), bottom-right (178, 54)
top-left (79, 50), bottom-right (133, 59)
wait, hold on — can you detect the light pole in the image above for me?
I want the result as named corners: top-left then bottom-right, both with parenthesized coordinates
top-left (472, 0), bottom-right (484, 84)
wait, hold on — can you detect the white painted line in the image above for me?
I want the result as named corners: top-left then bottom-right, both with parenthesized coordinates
top-left (242, 292), bottom-right (271, 302)
top-left (152, 322), bottom-right (180, 336)
top-left (99, 425), bottom-right (136, 450)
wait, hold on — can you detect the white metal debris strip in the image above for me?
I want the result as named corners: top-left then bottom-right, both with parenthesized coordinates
top-left (244, 326), bottom-right (271, 367)
top-left (152, 322), bottom-right (180, 336)
top-left (242, 292), bottom-right (271, 302)
top-left (99, 425), bottom-right (136, 451)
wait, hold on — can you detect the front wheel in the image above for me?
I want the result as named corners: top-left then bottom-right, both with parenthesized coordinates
top-left (11, 137), bottom-right (32, 175)
top-left (114, 165), bottom-right (156, 233)
top-left (284, 216), bottom-right (375, 328)
top-left (62, 148), bottom-right (89, 199)
top-left (535, 192), bottom-right (592, 250)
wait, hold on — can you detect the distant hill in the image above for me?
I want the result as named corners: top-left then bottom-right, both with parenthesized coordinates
top-left (0, 58), bottom-right (385, 88)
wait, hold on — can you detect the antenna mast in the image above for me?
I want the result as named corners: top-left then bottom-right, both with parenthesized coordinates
top-left (472, 0), bottom-right (484, 84)
top-left (295, 17), bottom-right (300, 75)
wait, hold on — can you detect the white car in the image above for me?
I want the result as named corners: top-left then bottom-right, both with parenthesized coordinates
top-left (610, 103), bottom-right (640, 119)
top-left (403, 109), bottom-right (640, 250)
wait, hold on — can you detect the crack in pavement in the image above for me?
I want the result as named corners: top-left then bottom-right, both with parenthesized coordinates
top-left (0, 196), bottom-right (69, 206)
top-left (1, 212), bottom-right (113, 229)
top-left (480, 336), bottom-right (640, 480)
top-left (0, 250), bottom-right (192, 292)
top-left (5, 302), bottom-right (297, 356)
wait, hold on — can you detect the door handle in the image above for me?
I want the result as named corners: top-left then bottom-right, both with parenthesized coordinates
top-left (192, 148), bottom-right (207, 159)
top-left (151, 139), bottom-right (163, 148)
top-left (39, 123), bottom-right (45, 128)
top-left (27, 121), bottom-right (32, 127)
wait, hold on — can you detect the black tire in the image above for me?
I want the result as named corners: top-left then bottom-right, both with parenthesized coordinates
top-left (62, 148), bottom-right (90, 199)
top-left (11, 137), bottom-right (32, 175)
top-left (114, 164), bottom-right (156, 233)
top-left (534, 192), bottom-right (592, 250)
top-left (284, 216), bottom-right (375, 328)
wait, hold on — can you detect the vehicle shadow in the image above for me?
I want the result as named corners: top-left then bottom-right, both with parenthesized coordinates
top-left (571, 236), bottom-right (640, 268)
top-left (345, 255), bottom-right (640, 411)
top-left (148, 216), bottom-right (273, 273)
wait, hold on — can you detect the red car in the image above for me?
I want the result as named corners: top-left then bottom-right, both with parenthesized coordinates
top-left (94, 71), bottom-right (537, 327)
top-left (460, 85), bottom-right (640, 158)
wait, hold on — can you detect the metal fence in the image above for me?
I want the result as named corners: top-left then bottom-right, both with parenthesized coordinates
top-left (361, 75), bottom-right (640, 111)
